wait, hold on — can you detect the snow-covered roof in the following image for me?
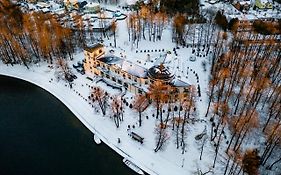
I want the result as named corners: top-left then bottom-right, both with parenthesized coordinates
top-left (85, 43), bottom-right (104, 52)
top-left (42, 8), bottom-right (50, 13)
top-left (97, 56), bottom-right (190, 87)
top-left (98, 56), bottom-right (148, 78)
top-left (121, 60), bottom-right (147, 78)
top-left (85, 2), bottom-right (100, 8)
top-left (53, 8), bottom-right (65, 15)
top-left (209, 0), bottom-right (219, 4)
top-left (64, 0), bottom-right (83, 3)
top-left (126, 0), bottom-right (138, 5)
top-left (49, 1), bottom-right (61, 10)
top-left (259, 0), bottom-right (272, 4)
top-left (239, 1), bottom-right (251, 5)
top-left (37, 2), bottom-right (51, 8)
top-left (170, 79), bottom-right (190, 87)
top-left (148, 65), bottom-right (174, 81)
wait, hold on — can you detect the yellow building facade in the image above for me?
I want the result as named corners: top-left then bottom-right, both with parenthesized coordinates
top-left (83, 44), bottom-right (190, 96)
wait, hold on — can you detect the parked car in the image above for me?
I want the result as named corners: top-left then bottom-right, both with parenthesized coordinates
top-left (73, 64), bottom-right (79, 68)
top-left (77, 61), bottom-right (83, 67)
top-left (71, 74), bottom-right (77, 79)
top-left (113, 10), bottom-right (122, 17)
top-left (86, 77), bottom-right (93, 81)
top-left (76, 68), bottom-right (85, 75)
top-left (189, 56), bottom-right (196, 62)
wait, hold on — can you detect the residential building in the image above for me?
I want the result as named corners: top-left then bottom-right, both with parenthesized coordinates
top-left (255, 0), bottom-right (273, 9)
top-left (83, 44), bottom-right (190, 96)
top-left (84, 2), bottom-right (100, 14)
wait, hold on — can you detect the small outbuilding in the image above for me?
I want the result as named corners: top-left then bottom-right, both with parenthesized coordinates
top-left (84, 2), bottom-right (100, 14)
top-left (255, 0), bottom-right (273, 9)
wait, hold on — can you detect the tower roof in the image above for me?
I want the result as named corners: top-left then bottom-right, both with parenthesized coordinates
top-left (148, 64), bottom-right (174, 81)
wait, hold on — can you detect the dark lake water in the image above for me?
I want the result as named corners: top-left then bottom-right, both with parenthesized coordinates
top-left (0, 75), bottom-right (136, 175)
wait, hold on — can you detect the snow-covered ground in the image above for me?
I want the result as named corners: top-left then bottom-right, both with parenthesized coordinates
top-left (0, 50), bottom-right (213, 175)
top-left (0, 1), bottom-right (233, 175)
top-left (0, 32), bottom-right (216, 175)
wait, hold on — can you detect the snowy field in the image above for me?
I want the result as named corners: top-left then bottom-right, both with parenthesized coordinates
top-left (0, 18), bottom-right (218, 174)
top-left (4, 0), bottom-right (276, 174)
top-left (0, 1), bottom-right (220, 175)
top-left (0, 48), bottom-right (214, 175)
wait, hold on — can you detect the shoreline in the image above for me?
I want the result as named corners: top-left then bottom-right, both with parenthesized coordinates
top-left (0, 71), bottom-right (153, 175)
top-left (0, 64), bottom-right (185, 175)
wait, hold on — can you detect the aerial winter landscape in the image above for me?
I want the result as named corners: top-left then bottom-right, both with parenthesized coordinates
top-left (0, 0), bottom-right (280, 174)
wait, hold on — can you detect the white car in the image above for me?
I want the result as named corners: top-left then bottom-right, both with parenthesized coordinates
top-left (189, 56), bottom-right (196, 62)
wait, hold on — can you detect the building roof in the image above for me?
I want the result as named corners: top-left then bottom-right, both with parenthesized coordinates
top-left (98, 56), bottom-right (148, 78)
top-left (37, 2), bottom-right (51, 8)
top-left (148, 64), bottom-right (174, 81)
top-left (84, 43), bottom-right (104, 52)
top-left (64, 0), bottom-right (84, 3)
top-left (239, 1), bottom-right (251, 5)
top-left (170, 79), bottom-right (190, 87)
top-left (85, 2), bottom-right (100, 8)
top-left (96, 56), bottom-right (189, 87)
top-left (121, 60), bottom-right (148, 78)
top-left (258, 0), bottom-right (272, 4)
top-left (126, 0), bottom-right (138, 5)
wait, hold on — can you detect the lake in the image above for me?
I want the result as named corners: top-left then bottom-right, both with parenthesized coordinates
top-left (0, 75), bottom-right (136, 175)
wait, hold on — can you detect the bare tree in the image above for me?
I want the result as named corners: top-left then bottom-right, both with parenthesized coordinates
top-left (132, 94), bottom-right (149, 127)
top-left (89, 86), bottom-right (109, 116)
top-left (154, 122), bottom-right (169, 152)
top-left (111, 95), bottom-right (123, 128)
top-left (55, 58), bottom-right (74, 88)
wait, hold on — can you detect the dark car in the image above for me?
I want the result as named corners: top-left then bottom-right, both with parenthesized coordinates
top-left (73, 64), bottom-right (79, 68)
top-left (71, 74), bottom-right (77, 79)
top-left (77, 61), bottom-right (83, 67)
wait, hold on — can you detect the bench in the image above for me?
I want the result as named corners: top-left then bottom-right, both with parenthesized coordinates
top-left (130, 132), bottom-right (144, 144)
